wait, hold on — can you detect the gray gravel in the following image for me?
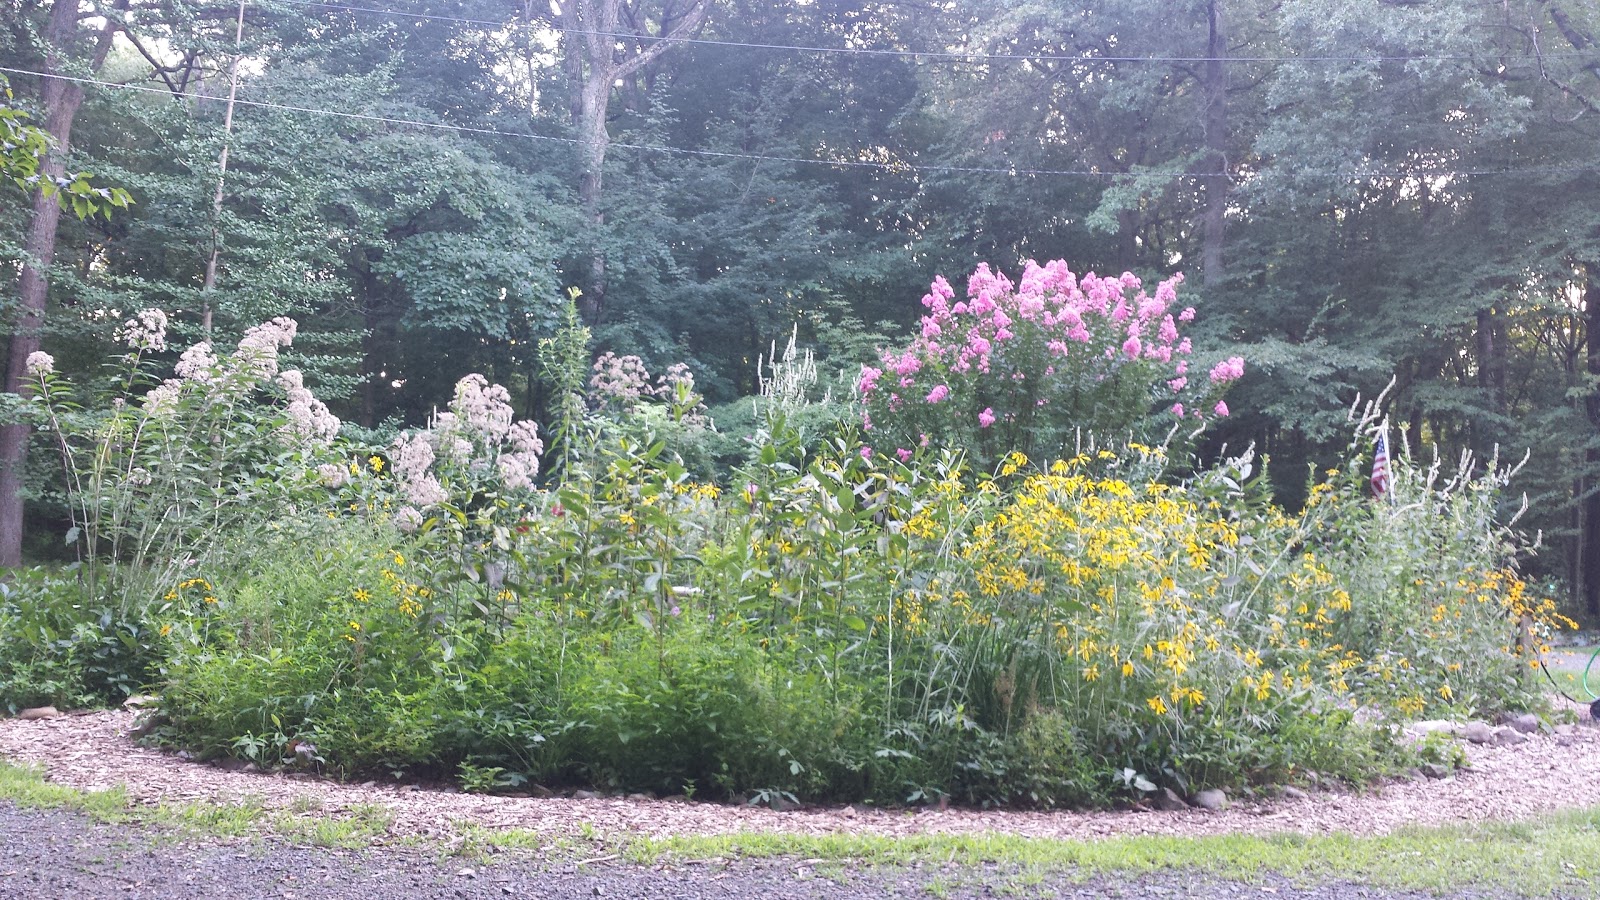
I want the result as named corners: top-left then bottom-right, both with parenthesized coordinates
top-left (0, 802), bottom-right (1540, 900)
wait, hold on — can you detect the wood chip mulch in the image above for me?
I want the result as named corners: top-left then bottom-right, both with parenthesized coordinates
top-left (2, 702), bottom-right (1598, 844)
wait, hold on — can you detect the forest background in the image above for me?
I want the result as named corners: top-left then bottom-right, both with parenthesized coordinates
top-left (3, 0), bottom-right (1600, 615)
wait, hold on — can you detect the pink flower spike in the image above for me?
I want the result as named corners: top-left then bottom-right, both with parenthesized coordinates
top-left (925, 384), bottom-right (950, 403)
top-left (860, 446), bottom-right (873, 459)
top-left (1122, 335), bottom-right (1142, 359)
top-left (1214, 400), bottom-right (1230, 417)
top-left (896, 448), bottom-right (912, 462)
top-left (978, 407), bottom-right (996, 428)
top-left (1171, 403), bottom-right (1185, 417)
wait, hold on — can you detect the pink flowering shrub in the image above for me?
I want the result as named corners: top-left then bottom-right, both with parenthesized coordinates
top-left (859, 261), bottom-right (1243, 465)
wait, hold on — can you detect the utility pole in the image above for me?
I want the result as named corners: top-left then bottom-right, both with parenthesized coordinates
top-left (200, 0), bottom-right (247, 339)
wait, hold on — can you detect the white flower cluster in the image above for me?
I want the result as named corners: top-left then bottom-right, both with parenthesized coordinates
top-left (233, 317), bottom-right (298, 378)
top-left (24, 351), bottom-right (54, 378)
top-left (388, 373), bottom-right (543, 508)
top-left (174, 342), bottom-right (217, 381)
top-left (139, 318), bottom-right (339, 449)
top-left (391, 432), bottom-right (448, 508)
top-left (589, 352), bottom-right (653, 410)
top-left (115, 309), bottom-right (168, 352)
top-left (278, 370), bottom-right (341, 446)
top-left (317, 463), bottom-right (349, 488)
top-left (498, 420), bottom-right (544, 491)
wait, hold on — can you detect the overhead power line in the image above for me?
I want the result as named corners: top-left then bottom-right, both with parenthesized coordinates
top-left (262, 0), bottom-right (1590, 65)
top-left (2, 63), bottom-right (1595, 182)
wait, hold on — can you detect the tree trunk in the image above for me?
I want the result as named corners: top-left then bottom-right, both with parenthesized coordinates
top-left (0, 0), bottom-right (117, 567)
top-left (561, 0), bottom-right (712, 326)
top-left (1583, 263), bottom-right (1600, 616)
top-left (577, 62), bottom-right (612, 324)
top-left (1200, 0), bottom-right (1229, 293)
top-left (1475, 306), bottom-right (1506, 419)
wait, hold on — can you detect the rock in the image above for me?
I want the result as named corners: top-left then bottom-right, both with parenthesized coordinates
top-left (1407, 719), bottom-right (1462, 737)
top-left (572, 790), bottom-right (603, 800)
top-left (456, 867), bottom-right (475, 878)
top-left (1463, 721), bottom-right (1496, 744)
top-left (121, 694), bottom-right (158, 709)
top-left (16, 706), bottom-right (59, 720)
top-left (841, 805), bottom-right (858, 818)
top-left (1508, 713), bottom-right (1540, 734)
top-left (526, 784), bottom-right (555, 799)
top-left (1152, 787), bottom-right (1189, 811)
top-left (1555, 724), bottom-right (1576, 736)
top-left (1193, 788), bottom-right (1228, 811)
top-left (1492, 726), bottom-right (1529, 747)
top-left (1280, 786), bottom-right (1309, 801)
top-left (1420, 763), bottom-right (1451, 780)
top-left (625, 792), bottom-right (655, 802)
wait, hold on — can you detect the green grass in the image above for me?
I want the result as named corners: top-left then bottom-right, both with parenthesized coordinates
top-left (635, 810), bottom-right (1600, 896)
top-left (4, 759), bottom-right (1599, 896)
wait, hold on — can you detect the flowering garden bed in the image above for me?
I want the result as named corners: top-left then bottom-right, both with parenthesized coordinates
top-left (2, 261), bottom-right (1570, 808)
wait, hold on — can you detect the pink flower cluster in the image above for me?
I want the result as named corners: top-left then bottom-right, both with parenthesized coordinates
top-left (858, 260), bottom-right (1245, 458)
top-left (862, 261), bottom-right (1207, 416)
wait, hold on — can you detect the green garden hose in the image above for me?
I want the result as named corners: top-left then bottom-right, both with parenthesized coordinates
top-left (1537, 643), bottom-right (1600, 720)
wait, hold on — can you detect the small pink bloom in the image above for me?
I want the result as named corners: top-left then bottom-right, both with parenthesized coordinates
top-left (896, 448), bottom-right (912, 462)
top-left (925, 384), bottom-right (950, 404)
top-left (1168, 377), bottom-right (1187, 392)
top-left (860, 446), bottom-right (873, 459)
top-left (978, 407), bottom-right (996, 428)
top-left (1122, 335), bottom-right (1142, 358)
top-left (1171, 403), bottom-right (1184, 417)
top-left (1214, 400), bottom-right (1230, 417)
top-left (1209, 356), bottom-right (1245, 384)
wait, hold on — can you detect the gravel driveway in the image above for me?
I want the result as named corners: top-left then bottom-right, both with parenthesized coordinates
top-left (0, 802), bottom-right (1523, 900)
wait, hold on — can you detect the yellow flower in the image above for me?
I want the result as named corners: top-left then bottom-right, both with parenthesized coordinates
top-left (1121, 659), bottom-right (1134, 678)
top-left (369, 455), bottom-right (385, 473)
top-left (1147, 696), bottom-right (1168, 715)
top-left (159, 623), bottom-right (172, 637)
top-left (352, 588), bottom-right (372, 603)
top-left (348, 620), bottom-right (362, 631)
top-left (393, 553), bottom-right (405, 567)
top-left (203, 595), bottom-right (218, 604)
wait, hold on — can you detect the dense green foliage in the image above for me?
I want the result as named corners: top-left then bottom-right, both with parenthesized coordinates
top-left (3, 0), bottom-right (1597, 600)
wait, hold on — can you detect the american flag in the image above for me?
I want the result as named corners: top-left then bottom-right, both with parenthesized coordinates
top-left (1370, 431), bottom-right (1391, 499)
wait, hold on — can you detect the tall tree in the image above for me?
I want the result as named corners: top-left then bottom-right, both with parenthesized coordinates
top-left (558, 0), bottom-right (712, 323)
top-left (1, 0), bottom-right (124, 567)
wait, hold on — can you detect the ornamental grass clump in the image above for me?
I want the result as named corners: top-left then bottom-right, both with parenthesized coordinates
top-left (859, 260), bottom-right (1243, 467)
